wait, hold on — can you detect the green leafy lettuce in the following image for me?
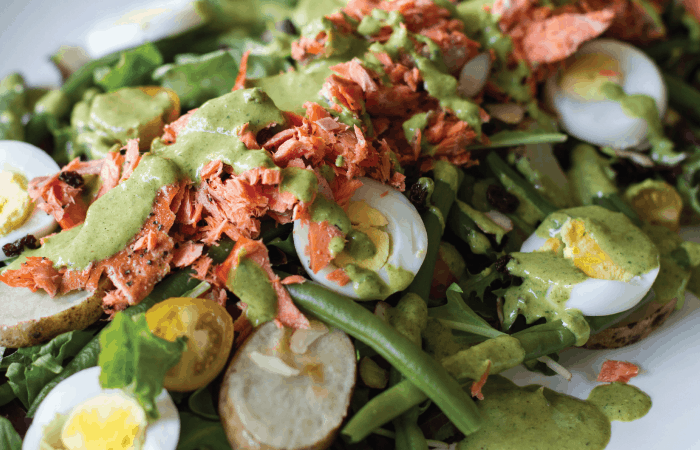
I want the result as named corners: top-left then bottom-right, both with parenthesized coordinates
top-left (98, 312), bottom-right (186, 419)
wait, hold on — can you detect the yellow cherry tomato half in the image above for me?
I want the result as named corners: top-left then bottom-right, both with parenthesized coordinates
top-left (146, 297), bottom-right (234, 392)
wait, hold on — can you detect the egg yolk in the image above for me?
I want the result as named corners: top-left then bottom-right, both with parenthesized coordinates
top-left (332, 200), bottom-right (390, 271)
top-left (558, 52), bottom-right (623, 101)
top-left (60, 392), bottom-right (147, 450)
top-left (0, 170), bottom-right (34, 236)
top-left (540, 219), bottom-right (633, 282)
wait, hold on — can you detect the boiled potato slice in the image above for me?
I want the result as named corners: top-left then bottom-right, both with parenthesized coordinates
top-left (0, 282), bottom-right (105, 347)
top-left (219, 321), bottom-right (356, 450)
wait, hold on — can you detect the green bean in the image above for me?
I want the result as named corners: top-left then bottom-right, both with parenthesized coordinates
top-left (343, 320), bottom-right (577, 440)
top-left (485, 152), bottom-right (558, 218)
top-left (663, 73), bottom-right (700, 125)
top-left (26, 269), bottom-right (199, 417)
top-left (394, 402), bottom-right (428, 450)
top-left (341, 373), bottom-right (432, 443)
top-left (280, 277), bottom-right (482, 440)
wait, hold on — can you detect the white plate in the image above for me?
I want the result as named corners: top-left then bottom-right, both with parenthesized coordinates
top-left (2, 2), bottom-right (700, 449)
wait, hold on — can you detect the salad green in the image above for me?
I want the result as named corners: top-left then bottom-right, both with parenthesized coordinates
top-left (3, 0), bottom-right (700, 449)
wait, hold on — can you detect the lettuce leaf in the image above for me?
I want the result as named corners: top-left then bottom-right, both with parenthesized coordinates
top-left (98, 312), bottom-right (186, 419)
top-left (3, 330), bottom-right (95, 409)
top-left (0, 416), bottom-right (21, 450)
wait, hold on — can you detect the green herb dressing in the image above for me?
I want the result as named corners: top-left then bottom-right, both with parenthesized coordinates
top-left (280, 167), bottom-right (318, 203)
top-left (343, 263), bottom-right (415, 300)
top-left (227, 257), bottom-right (278, 327)
top-left (458, 376), bottom-right (611, 450)
top-left (155, 88), bottom-right (284, 181)
top-left (503, 252), bottom-right (591, 346)
top-left (343, 229), bottom-right (377, 261)
top-left (587, 382), bottom-right (652, 422)
top-left (5, 155), bottom-right (180, 271)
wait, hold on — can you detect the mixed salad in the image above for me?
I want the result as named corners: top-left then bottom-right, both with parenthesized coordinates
top-left (2, 0), bottom-right (700, 449)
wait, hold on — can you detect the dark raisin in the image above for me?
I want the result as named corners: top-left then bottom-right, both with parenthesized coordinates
top-left (2, 242), bottom-right (22, 257)
top-left (275, 18), bottom-right (297, 35)
top-left (19, 235), bottom-right (39, 250)
top-left (408, 183), bottom-right (429, 213)
top-left (58, 171), bottom-right (84, 188)
top-left (495, 255), bottom-right (513, 273)
top-left (486, 184), bottom-right (519, 214)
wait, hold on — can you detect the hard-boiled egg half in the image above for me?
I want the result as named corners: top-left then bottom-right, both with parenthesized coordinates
top-left (85, 0), bottom-right (204, 58)
top-left (0, 140), bottom-right (60, 261)
top-left (293, 177), bottom-right (428, 300)
top-left (519, 206), bottom-right (660, 316)
top-left (544, 39), bottom-right (667, 150)
top-left (23, 366), bottom-right (180, 450)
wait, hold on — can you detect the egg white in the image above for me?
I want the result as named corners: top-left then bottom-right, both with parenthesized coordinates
top-left (23, 366), bottom-right (180, 450)
top-left (544, 38), bottom-right (667, 150)
top-left (520, 228), bottom-right (660, 316)
top-left (0, 140), bottom-right (60, 261)
top-left (85, 0), bottom-right (204, 58)
top-left (293, 177), bottom-right (428, 300)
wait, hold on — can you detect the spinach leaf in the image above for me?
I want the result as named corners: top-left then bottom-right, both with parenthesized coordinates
top-left (0, 383), bottom-right (15, 407)
top-left (0, 416), bottom-right (21, 450)
top-left (98, 313), bottom-right (186, 419)
top-left (188, 386), bottom-right (219, 420)
top-left (177, 412), bottom-right (232, 450)
top-left (466, 129), bottom-right (567, 150)
top-left (4, 330), bottom-right (95, 409)
top-left (428, 284), bottom-right (502, 338)
top-left (154, 50), bottom-right (239, 110)
top-left (93, 43), bottom-right (164, 91)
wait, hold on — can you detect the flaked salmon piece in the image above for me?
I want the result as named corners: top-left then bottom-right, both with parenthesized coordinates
top-left (332, 177), bottom-right (363, 209)
top-left (172, 241), bottom-right (204, 268)
top-left (331, 59), bottom-right (379, 94)
top-left (216, 237), bottom-right (310, 330)
top-left (520, 9), bottom-right (615, 63)
top-left (307, 220), bottom-right (345, 274)
top-left (190, 254), bottom-right (214, 282)
top-left (162, 109), bottom-right (196, 145)
top-left (238, 122), bottom-right (261, 150)
top-left (0, 256), bottom-right (62, 297)
top-left (291, 35), bottom-right (327, 63)
top-left (96, 151), bottom-right (125, 199)
top-left (326, 268), bottom-right (350, 286)
top-left (118, 139), bottom-right (142, 184)
top-left (597, 360), bottom-right (640, 383)
top-left (0, 182), bottom-right (184, 310)
top-left (471, 361), bottom-right (492, 401)
top-left (281, 275), bottom-right (306, 285)
top-left (232, 50), bottom-right (251, 92)
top-left (322, 74), bottom-right (366, 114)
top-left (262, 128), bottom-right (296, 150)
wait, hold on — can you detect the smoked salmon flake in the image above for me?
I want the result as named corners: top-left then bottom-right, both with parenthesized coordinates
top-left (597, 360), bottom-right (640, 383)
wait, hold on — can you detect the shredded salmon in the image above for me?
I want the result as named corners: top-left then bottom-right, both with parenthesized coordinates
top-left (281, 275), bottom-right (307, 285)
top-left (232, 50), bottom-right (251, 91)
top-left (171, 241), bottom-right (205, 268)
top-left (326, 268), bottom-right (351, 286)
top-left (597, 360), bottom-right (640, 383)
top-left (471, 361), bottom-right (492, 401)
top-left (215, 237), bottom-right (310, 330)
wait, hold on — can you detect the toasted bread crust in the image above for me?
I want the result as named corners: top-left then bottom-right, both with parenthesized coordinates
top-left (583, 298), bottom-right (677, 349)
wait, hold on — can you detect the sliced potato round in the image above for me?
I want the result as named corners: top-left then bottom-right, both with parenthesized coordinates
top-left (0, 282), bottom-right (105, 348)
top-left (219, 321), bottom-right (356, 450)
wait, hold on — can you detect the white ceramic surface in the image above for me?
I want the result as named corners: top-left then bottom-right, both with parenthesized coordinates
top-left (2, 2), bottom-right (699, 449)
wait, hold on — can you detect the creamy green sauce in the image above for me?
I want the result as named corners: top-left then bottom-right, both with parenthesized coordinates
top-left (503, 252), bottom-right (591, 345)
top-left (72, 87), bottom-right (175, 159)
top-left (227, 257), bottom-right (278, 327)
top-left (537, 206), bottom-right (659, 276)
top-left (309, 194), bottom-right (353, 234)
top-left (458, 376), bottom-right (611, 450)
top-left (6, 155), bottom-right (180, 271)
top-left (280, 167), bottom-right (318, 203)
top-left (344, 229), bottom-right (376, 261)
top-left (155, 88), bottom-right (284, 181)
top-left (588, 383), bottom-right (652, 422)
top-left (568, 143), bottom-right (618, 206)
top-left (343, 263), bottom-right (414, 300)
